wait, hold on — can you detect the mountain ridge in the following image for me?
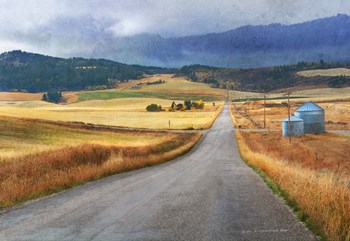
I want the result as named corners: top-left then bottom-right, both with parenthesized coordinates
top-left (3, 14), bottom-right (350, 68)
top-left (86, 14), bottom-right (350, 68)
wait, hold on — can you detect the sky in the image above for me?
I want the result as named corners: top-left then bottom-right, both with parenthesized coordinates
top-left (0, 0), bottom-right (349, 55)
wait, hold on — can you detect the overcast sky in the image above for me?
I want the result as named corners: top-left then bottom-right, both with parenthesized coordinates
top-left (0, 0), bottom-right (349, 55)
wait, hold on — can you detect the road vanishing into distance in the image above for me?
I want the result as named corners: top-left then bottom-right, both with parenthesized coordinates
top-left (0, 104), bottom-right (317, 241)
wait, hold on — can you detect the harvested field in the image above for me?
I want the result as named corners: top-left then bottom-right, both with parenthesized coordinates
top-left (0, 92), bottom-right (42, 101)
top-left (0, 98), bottom-right (224, 130)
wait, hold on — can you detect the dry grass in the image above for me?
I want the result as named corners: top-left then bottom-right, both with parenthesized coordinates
top-left (236, 131), bottom-right (350, 241)
top-left (297, 68), bottom-right (350, 77)
top-left (0, 117), bottom-right (202, 208)
top-left (240, 132), bottom-right (350, 177)
top-left (231, 99), bottom-right (350, 130)
top-left (0, 116), bottom-right (172, 160)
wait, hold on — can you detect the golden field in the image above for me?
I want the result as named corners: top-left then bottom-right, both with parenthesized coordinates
top-left (0, 75), bottom-right (225, 130)
top-left (0, 98), bottom-right (223, 130)
top-left (0, 116), bottom-right (201, 208)
top-left (297, 68), bottom-right (350, 77)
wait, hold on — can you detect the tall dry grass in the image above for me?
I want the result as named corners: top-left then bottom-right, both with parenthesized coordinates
top-left (0, 132), bottom-right (201, 208)
top-left (236, 132), bottom-right (350, 241)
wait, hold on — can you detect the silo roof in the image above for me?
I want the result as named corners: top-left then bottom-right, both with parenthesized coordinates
top-left (295, 101), bottom-right (323, 112)
top-left (282, 116), bottom-right (303, 122)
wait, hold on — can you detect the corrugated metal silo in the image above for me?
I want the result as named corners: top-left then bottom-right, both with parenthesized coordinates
top-left (282, 116), bottom-right (304, 137)
top-left (294, 101), bottom-right (325, 134)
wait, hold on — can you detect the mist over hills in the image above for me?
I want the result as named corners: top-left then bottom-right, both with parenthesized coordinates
top-left (83, 14), bottom-right (350, 68)
top-left (6, 14), bottom-right (350, 69)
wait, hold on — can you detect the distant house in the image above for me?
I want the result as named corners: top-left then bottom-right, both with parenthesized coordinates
top-left (176, 103), bottom-right (183, 110)
top-left (130, 85), bottom-right (141, 90)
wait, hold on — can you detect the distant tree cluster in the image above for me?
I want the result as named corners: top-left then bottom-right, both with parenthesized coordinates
top-left (169, 100), bottom-right (204, 111)
top-left (203, 78), bottom-right (219, 88)
top-left (146, 79), bottom-right (165, 85)
top-left (328, 75), bottom-right (350, 88)
top-left (42, 91), bottom-right (62, 103)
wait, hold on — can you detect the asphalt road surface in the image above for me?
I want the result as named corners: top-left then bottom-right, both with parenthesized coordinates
top-left (0, 104), bottom-right (317, 241)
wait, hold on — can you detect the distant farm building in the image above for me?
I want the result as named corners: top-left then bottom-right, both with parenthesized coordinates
top-left (176, 103), bottom-right (183, 110)
top-left (282, 116), bottom-right (304, 137)
top-left (282, 101), bottom-right (325, 136)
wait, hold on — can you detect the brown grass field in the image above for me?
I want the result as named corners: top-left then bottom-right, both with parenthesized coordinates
top-left (0, 116), bottom-right (201, 208)
top-left (231, 98), bottom-right (350, 130)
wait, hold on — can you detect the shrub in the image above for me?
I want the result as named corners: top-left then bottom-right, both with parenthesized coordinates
top-left (146, 104), bottom-right (162, 112)
top-left (43, 91), bottom-right (62, 103)
top-left (192, 100), bottom-right (204, 109)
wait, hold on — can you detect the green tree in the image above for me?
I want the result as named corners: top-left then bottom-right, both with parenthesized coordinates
top-left (184, 100), bottom-right (192, 110)
top-left (146, 104), bottom-right (162, 112)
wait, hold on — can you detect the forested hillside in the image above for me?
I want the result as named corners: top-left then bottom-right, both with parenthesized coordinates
top-left (0, 50), bottom-right (166, 92)
top-left (178, 61), bottom-right (350, 92)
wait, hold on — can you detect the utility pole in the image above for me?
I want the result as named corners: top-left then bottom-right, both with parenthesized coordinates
top-left (263, 93), bottom-right (266, 129)
top-left (287, 91), bottom-right (292, 144)
top-left (226, 83), bottom-right (229, 102)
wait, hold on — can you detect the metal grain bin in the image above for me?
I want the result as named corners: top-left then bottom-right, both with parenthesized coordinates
top-left (294, 101), bottom-right (325, 134)
top-left (282, 116), bottom-right (304, 137)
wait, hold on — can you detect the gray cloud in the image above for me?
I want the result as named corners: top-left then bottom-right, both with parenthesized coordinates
top-left (0, 0), bottom-right (349, 55)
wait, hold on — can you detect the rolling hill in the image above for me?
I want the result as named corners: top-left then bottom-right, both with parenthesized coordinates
top-left (1, 50), bottom-right (349, 93)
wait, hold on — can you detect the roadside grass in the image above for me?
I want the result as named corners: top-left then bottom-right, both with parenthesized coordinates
top-left (235, 131), bottom-right (350, 241)
top-left (0, 117), bottom-right (202, 208)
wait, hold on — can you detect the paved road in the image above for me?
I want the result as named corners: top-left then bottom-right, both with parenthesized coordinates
top-left (0, 104), bottom-right (317, 241)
